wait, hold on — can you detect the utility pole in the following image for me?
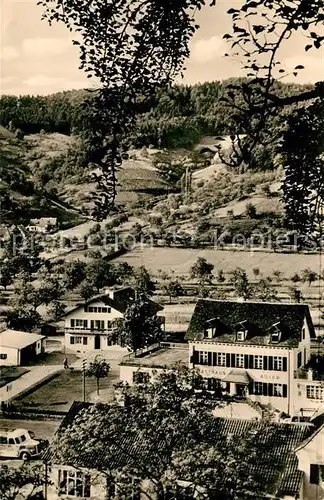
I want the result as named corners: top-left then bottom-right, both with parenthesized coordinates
top-left (82, 359), bottom-right (86, 402)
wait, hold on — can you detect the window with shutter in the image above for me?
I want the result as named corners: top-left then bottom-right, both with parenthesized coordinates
top-left (208, 352), bottom-right (212, 366)
top-left (283, 357), bottom-right (287, 372)
top-left (263, 356), bottom-right (268, 370)
top-left (254, 382), bottom-right (263, 395)
top-left (83, 337), bottom-right (88, 345)
top-left (231, 354), bottom-right (236, 367)
top-left (310, 464), bottom-right (319, 484)
top-left (190, 350), bottom-right (198, 364)
top-left (83, 320), bottom-right (88, 328)
top-left (70, 319), bottom-right (75, 327)
top-left (226, 353), bottom-right (231, 367)
top-left (70, 337), bottom-right (75, 344)
top-left (263, 383), bottom-right (268, 396)
top-left (254, 356), bottom-right (263, 369)
top-left (268, 383), bottom-right (273, 396)
top-left (282, 384), bottom-right (287, 398)
top-left (249, 355), bottom-right (254, 369)
top-left (235, 354), bottom-right (244, 368)
top-left (213, 353), bottom-right (217, 366)
top-left (244, 354), bottom-right (249, 369)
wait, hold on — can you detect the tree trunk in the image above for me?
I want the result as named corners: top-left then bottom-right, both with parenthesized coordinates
top-left (97, 377), bottom-right (100, 395)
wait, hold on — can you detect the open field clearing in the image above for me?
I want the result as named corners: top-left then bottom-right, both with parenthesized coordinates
top-left (15, 368), bottom-right (120, 412)
top-left (112, 247), bottom-right (324, 278)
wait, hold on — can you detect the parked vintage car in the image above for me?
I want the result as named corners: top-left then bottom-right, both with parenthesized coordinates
top-left (0, 428), bottom-right (47, 460)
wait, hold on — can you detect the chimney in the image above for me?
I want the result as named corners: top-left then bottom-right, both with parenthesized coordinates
top-left (104, 288), bottom-right (115, 299)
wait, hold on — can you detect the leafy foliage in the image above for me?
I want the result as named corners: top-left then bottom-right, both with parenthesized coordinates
top-left (86, 355), bottom-right (110, 395)
top-left (131, 265), bottom-right (156, 297)
top-left (114, 296), bottom-right (162, 351)
top-left (221, 0), bottom-right (324, 234)
top-left (5, 307), bottom-right (42, 332)
top-left (161, 274), bottom-right (184, 304)
top-left (49, 365), bottom-right (275, 499)
top-left (38, 0), bottom-right (209, 219)
top-left (229, 268), bottom-right (252, 300)
top-left (190, 257), bottom-right (214, 283)
top-left (0, 463), bottom-right (46, 500)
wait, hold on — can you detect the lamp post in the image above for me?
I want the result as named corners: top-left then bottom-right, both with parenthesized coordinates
top-left (82, 359), bottom-right (86, 402)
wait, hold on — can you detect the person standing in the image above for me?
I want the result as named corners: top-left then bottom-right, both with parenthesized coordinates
top-left (63, 357), bottom-right (69, 370)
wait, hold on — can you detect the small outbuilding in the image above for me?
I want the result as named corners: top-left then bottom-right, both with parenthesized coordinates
top-left (0, 329), bottom-right (46, 366)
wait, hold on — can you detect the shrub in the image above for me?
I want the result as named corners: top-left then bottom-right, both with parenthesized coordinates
top-left (15, 129), bottom-right (24, 140)
top-left (245, 203), bottom-right (257, 218)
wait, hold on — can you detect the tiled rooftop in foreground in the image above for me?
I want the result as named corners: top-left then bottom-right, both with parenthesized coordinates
top-left (120, 346), bottom-right (189, 368)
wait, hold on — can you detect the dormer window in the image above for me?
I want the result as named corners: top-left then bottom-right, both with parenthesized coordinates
top-left (236, 320), bottom-right (248, 341)
top-left (271, 331), bottom-right (281, 342)
top-left (236, 330), bottom-right (247, 341)
top-left (270, 322), bottom-right (282, 343)
top-left (206, 328), bottom-right (215, 339)
top-left (205, 317), bottom-right (222, 339)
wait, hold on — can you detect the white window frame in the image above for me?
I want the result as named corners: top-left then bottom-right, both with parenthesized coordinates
top-left (58, 469), bottom-right (91, 497)
top-left (198, 351), bottom-right (209, 365)
top-left (254, 382), bottom-right (263, 395)
top-left (273, 356), bottom-right (283, 371)
top-left (236, 354), bottom-right (244, 368)
top-left (271, 331), bottom-right (281, 342)
top-left (236, 331), bottom-right (246, 341)
top-left (254, 356), bottom-right (263, 369)
top-left (307, 385), bottom-right (324, 400)
top-left (273, 384), bottom-right (283, 397)
top-left (108, 477), bottom-right (140, 500)
top-left (217, 352), bottom-right (226, 367)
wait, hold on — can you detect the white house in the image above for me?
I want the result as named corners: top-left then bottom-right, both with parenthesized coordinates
top-left (26, 217), bottom-right (57, 234)
top-left (0, 329), bottom-right (46, 366)
top-left (186, 299), bottom-right (319, 416)
top-left (295, 419), bottom-right (324, 499)
top-left (63, 287), bottom-right (164, 353)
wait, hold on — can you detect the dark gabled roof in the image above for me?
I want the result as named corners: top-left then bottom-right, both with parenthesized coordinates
top-left (202, 418), bottom-right (312, 497)
top-left (186, 299), bottom-right (315, 346)
top-left (63, 287), bottom-right (163, 318)
top-left (44, 402), bottom-right (312, 497)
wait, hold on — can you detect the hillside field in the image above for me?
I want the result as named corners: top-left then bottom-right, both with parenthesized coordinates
top-left (112, 247), bottom-right (324, 279)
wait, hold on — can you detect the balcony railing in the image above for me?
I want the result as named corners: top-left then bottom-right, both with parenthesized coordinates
top-left (65, 327), bottom-right (114, 335)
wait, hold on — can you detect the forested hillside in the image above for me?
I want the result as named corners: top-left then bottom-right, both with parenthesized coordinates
top-left (0, 79), bottom-right (311, 150)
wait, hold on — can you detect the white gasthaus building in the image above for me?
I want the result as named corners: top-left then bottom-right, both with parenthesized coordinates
top-left (63, 287), bottom-right (163, 352)
top-left (187, 299), bottom-right (324, 416)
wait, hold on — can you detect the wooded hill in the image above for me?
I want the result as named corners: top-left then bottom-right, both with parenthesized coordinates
top-left (0, 79), bottom-right (312, 151)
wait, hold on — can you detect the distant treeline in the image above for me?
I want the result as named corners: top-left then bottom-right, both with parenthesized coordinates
top-left (0, 79), bottom-right (311, 148)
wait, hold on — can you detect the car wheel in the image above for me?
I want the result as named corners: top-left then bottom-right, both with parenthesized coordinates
top-left (20, 451), bottom-right (30, 460)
